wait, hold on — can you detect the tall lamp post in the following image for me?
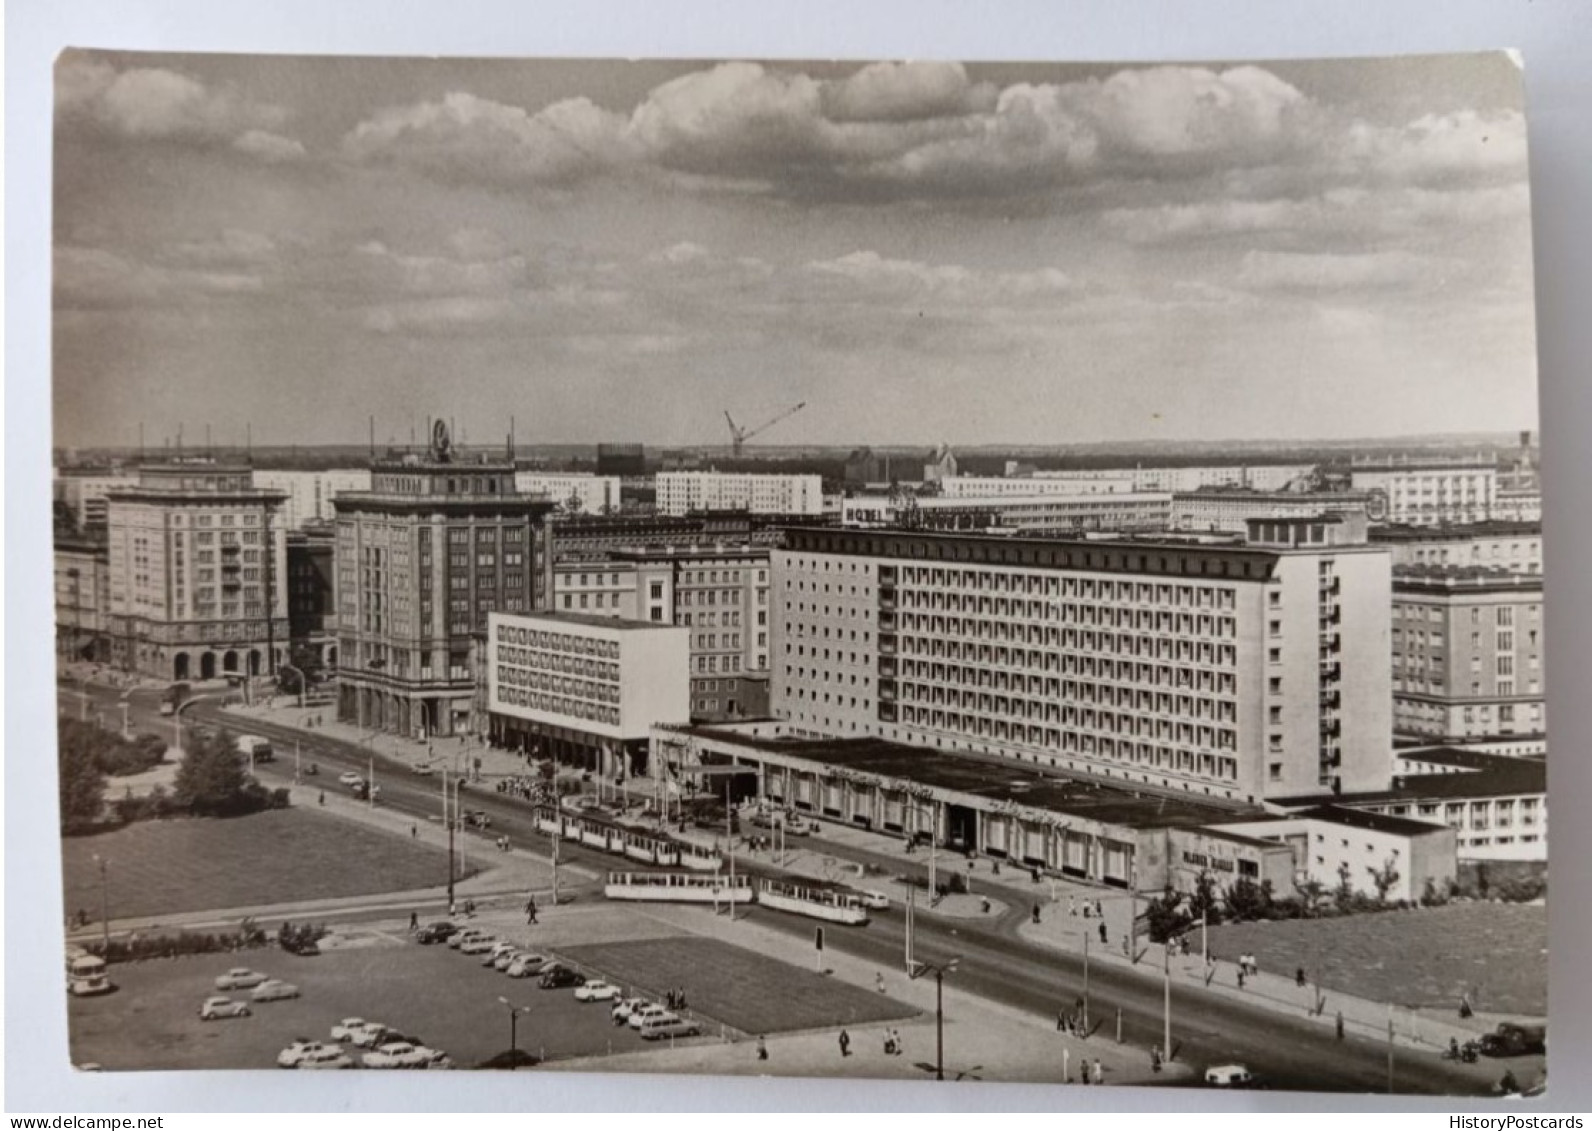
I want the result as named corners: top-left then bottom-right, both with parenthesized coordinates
top-left (498, 996), bottom-right (532, 1057)
top-left (91, 854), bottom-right (111, 954)
top-left (911, 957), bottom-right (960, 1081)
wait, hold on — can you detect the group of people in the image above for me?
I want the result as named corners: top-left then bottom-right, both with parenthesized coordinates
top-left (496, 775), bottom-right (552, 804)
top-left (494, 836), bottom-right (513, 852)
top-left (1073, 1057), bottom-right (1106, 1085)
top-left (1069, 896), bottom-right (1106, 920)
top-left (664, 987), bottom-right (690, 1011)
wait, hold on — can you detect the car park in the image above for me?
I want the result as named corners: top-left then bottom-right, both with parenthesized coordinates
top-left (483, 942), bottom-right (519, 966)
top-left (574, 979), bottom-right (621, 1003)
top-left (539, 965), bottom-right (583, 990)
top-left (611, 997), bottom-right (648, 1023)
top-left (493, 950), bottom-right (529, 971)
top-left (351, 1023), bottom-right (405, 1049)
top-left (199, 996), bottom-right (252, 1021)
top-left (251, 979), bottom-right (301, 1002)
top-left (277, 1039), bottom-right (330, 1068)
top-left (640, 1016), bottom-right (702, 1041)
top-left (298, 1047), bottom-right (355, 1070)
top-left (362, 1041), bottom-right (435, 1069)
top-left (214, 967), bottom-right (269, 991)
top-left (1205, 1064), bottom-right (1258, 1088)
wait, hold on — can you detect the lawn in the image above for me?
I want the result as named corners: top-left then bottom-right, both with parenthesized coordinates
top-left (67, 935), bottom-right (649, 1071)
top-left (61, 808), bottom-right (467, 921)
top-left (558, 936), bottom-right (919, 1036)
top-left (1204, 903), bottom-right (1547, 1017)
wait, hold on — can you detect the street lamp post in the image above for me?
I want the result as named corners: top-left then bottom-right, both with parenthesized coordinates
top-left (498, 997), bottom-right (531, 1057)
top-left (92, 855), bottom-right (110, 955)
top-left (911, 957), bottom-right (960, 1082)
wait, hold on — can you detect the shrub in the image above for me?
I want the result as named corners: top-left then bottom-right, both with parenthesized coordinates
top-left (86, 918), bottom-right (268, 965)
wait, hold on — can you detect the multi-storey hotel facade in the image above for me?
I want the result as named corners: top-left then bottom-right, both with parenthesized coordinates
top-left (772, 521), bottom-right (1393, 805)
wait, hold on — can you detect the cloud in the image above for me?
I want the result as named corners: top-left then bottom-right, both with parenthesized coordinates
top-left (170, 228), bottom-right (279, 268)
top-left (342, 91), bottom-right (631, 188)
top-left (363, 296), bottom-right (516, 335)
top-left (349, 239), bottom-right (531, 296)
top-left (1236, 249), bottom-right (1434, 292)
top-left (821, 61), bottom-right (998, 123)
top-left (806, 250), bottom-right (1075, 300)
top-left (55, 245), bottom-right (264, 308)
top-left (56, 55), bottom-right (300, 162)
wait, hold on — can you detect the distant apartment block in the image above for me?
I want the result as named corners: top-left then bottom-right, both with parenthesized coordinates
top-left (841, 491), bottom-right (1173, 535)
top-left (54, 467), bottom-right (135, 531)
top-left (1348, 459), bottom-right (1498, 526)
top-left (1369, 522), bottom-right (1542, 575)
top-left (514, 472), bottom-right (621, 516)
top-left (252, 468), bottom-right (373, 530)
top-left (55, 532), bottom-right (112, 664)
top-left (1172, 488), bottom-right (1372, 534)
top-left (550, 512), bottom-right (801, 561)
top-left (772, 519), bottom-right (1393, 805)
top-left (656, 472), bottom-right (824, 516)
top-left (1029, 464), bottom-right (1314, 494)
top-left (1391, 566), bottom-right (1545, 743)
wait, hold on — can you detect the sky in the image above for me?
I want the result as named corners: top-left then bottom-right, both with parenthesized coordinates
top-left (51, 51), bottom-right (1539, 451)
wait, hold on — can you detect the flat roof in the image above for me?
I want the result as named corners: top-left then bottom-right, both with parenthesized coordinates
top-left (1369, 521), bottom-right (1541, 542)
top-left (1278, 756), bottom-right (1544, 806)
top-left (1289, 804), bottom-right (1451, 837)
top-left (670, 725), bottom-right (1262, 830)
top-left (492, 610), bottom-right (681, 632)
top-left (1397, 746), bottom-right (1544, 773)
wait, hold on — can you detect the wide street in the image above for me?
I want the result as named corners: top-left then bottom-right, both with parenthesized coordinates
top-left (63, 677), bottom-right (1505, 1095)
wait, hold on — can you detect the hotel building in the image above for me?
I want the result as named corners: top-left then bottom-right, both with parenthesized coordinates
top-left (772, 518), bottom-right (1393, 805)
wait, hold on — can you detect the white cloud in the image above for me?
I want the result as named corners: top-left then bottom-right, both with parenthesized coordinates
top-left (363, 296), bottom-right (516, 334)
top-left (234, 129), bottom-right (306, 162)
top-left (820, 61), bottom-right (997, 123)
top-left (1237, 249), bottom-right (1434, 292)
top-left (55, 245), bottom-right (264, 308)
top-left (806, 250), bottom-right (1074, 300)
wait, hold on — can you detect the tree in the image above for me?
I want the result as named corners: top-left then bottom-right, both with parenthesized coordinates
top-left (1224, 876), bottom-right (1275, 922)
top-left (1296, 878), bottom-right (1327, 917)
top-left (1189, 870), bottom-right (1224, 926)
top-left (174, 728), bottom-right (266, 816)
top-left (1333, 861), bottom-right (1355, 911)
top-left (1143, 886), bottom-right (1190, 944)
top-left (1369, 858), bottom-right (1401, 904)
top-left (58, 720), bottom-right (107, 832)
top-left (562, 492), bottom-right (585, 516)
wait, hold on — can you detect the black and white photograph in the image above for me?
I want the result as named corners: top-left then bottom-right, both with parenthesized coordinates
top-left (49, 48), bottom-right (1546, 1097)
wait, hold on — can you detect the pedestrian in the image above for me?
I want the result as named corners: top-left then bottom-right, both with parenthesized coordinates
top-left (318, 790), bottom-right (325, 806)
top-left (1081, 902), bottom-right (1091, 920)
top-left (1249, 954), bottom-right (1260, 978)
top-left (1032, 904), bottom-right (1042, 925)
top-left (409, 911), bottom-right (418, 931)
top-left (1092, 1059), bottom-right (1104, 1085)
top-left (1336, 1011), bottom-right (1345, 1041)
top-left (1150, 1047), bottom-right (1163, 1073)
top-left (1057, 1008), bottom-right (1066, 1033)
top-left (1099, 922), bottom-right (1108, 945)
top-left (876, 972), bottom-right (886, 994)
top-left (1459, 994), bottom-right (1474, 1019)
top-left (1295, 967), bottom-right (1307, 988)
top-left (757, 1035), bottom-right (768, 1062)
top-left (1238, 970), bottom-right (1246, 990)
top-left (449, 900), bottom-right (457, 918)
top-left (411, 824), bottom-right (417, 839)
top-left (1499, 1069), bottom-right (1521, 1096)
top-left (981, 897), bottom-right (992, 914)
top-left (838, 1029), bottom-right (851, 1057)
top-left (890, 1028), bottom-right (902, 1056)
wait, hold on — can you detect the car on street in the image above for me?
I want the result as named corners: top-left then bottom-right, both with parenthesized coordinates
top-left (1204, 1064), bottom-right (1258, 1088)
top-left (448, 929), bottom-right (488, 950)
top-left (362, 1041), bottom-right (437, 1069)
top-left (850, 889), bottom-right (890, 910)
top-left (338, 770), bottom-right (364, 788)
top-left (539, 965), bottom-right (584, 990)
top-left (331, 1017), bottom-right (379, 1043)
top-left (411, 763), bottom-right (436, 776)
top-left (458, 935), bottom-right (497, 956)
top-left (298, 1047), bottom-right (355, 1070)
top-left (277, 1039), bottom-right (331, 1068)
top-left (199, 996), bottom-right (252, 1021)
top-left (574, 979), bottom-right (621, 1002)
top-left (251, 979), bottom-right (301, 1002)
top-left (506, 954), bottom-right (550, 978)
top-left (628, 1004), bottom-right (674, 1030)
top-left (641, 1016), bottom-right (702, 1041)
top-left (416, 922), bottom-right (458, 945)
top-left (463, 810), bottom-right (492, 828)
top-left (214, 968), bottom-right (269, 991)
top-left (1479, 1025), bottom-right (1547, 1058)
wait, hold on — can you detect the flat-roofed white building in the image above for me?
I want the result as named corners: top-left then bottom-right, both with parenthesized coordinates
top-left (514, 472), bottom-right (622, 516)
top-left (252, 469), bottom-right (372, 530)
top-left (1172, 489), bottom-right (1372, 534)
top-left (1349, 460), bottom-right (1498, 526)
top-left (772, 521), bottom-right (1393, 804)
top-left (656, 471), bottom-right (823, 516)
top-left (1369, 522), bottom-right (1542, 575)
top-left (486, 610), bottom-right (690, 776)
top-left (1029, 465), bottom-right (1314, 494)
top-left (841, 491), bottom-right (1173, 534)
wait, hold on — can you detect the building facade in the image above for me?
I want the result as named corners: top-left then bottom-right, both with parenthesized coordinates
top-left (54, 468), bottom-right (135, 531)
top-left (1369, 522), bottom-right (1542, 575)
top-left (1348, 460), bottom-right (1498, 526)
top-left (656, 472), bottom-right (824, 517)
top-left (333, 444), bottom-right (556, 740)
top-left (771, 524), bottom-right (1393, 805)
top-left (486, 611), bottom-right (690, 776)
top-left (1172, 489), bottom-right (1372, 534)
top-left (1391, 567), bottom-right (1545, 742)
top-left (514, 472), bottom-right (622, 516)
top-left (286, 525), bottom-right (337, 670)
top-left (841, 491), bottom-right (1173, 534)
top-left (251, 468), bottom-right (372, 530)
top-left (104, 461), bottom-right (290, 681)
top-left (549, 512), bottom-right (800, 561)
top-left (55, 533), bottom-right (112, 664)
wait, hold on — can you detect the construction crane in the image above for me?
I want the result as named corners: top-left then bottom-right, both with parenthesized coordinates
top-left (724, 401), bottom-right (806, 457)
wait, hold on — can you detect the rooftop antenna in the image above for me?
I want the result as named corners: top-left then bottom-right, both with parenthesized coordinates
top-left (139, 422), bottom-right (145, 463)
top-left (205, 422), bottom-right (212, 455)
top-left (508, 415), bottom-right (515, 461)
top-left (246, 422), bottom-right (253, 464)
top-left (369, 415), bottom-right (376, 460)
top-left (177, 423), bottom-right (184, 458)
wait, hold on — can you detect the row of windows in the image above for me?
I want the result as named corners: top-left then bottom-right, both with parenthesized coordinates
top-left (495, 686), bottom-right (620, 724)
top-left (496, 664), bottom-right (619, 704)
top-left (496, 646), bottom-right (619, 682)
top-left (493, 625), bottom-right (621, 659)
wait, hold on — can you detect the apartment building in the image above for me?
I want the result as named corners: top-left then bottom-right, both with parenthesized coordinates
top-left (251, 468), bottom-right (372, 530)
top-left (513, 472), bottom-right (621, 515)
top-left (1172, 489), bottom-right (1372, 534)
top-left (1391, 567), bottom-right (1545, 742)
top-left (656, 472), bottom-right (823, 516)
top-left (54, 467), bottom-right (135, 531)
top-left (771, 519), bottom-right (1393, 805)
top-left (103, 461), bottom-right (290, 681)
top-left (1349, 460), bottom-right (1498, 526)
top-left (1369, 522), bottom-right (1542, 575)
top-left (841, 492), bottom-right (1173, 534)
top-left (55, 532), bottom-right (112, 664)
top-left (1028, 465), bottom-right (1314, 494)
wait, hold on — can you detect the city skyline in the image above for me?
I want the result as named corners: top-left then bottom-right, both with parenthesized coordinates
top-left (54, 51), bottom-right (1537, 451)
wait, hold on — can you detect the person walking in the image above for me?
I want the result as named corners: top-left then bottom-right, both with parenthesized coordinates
top-left (526, 898), bottom-right (538, 925)
top-left (838, 1029), bottom-right (851, 1058)
top-left (1032, 904), bottom-right (1042, 925)
top-left (876, 972), bottom-right (886, 994)
top-left (1296, 967), bottom-right (1307, 988)
top-left (1091, 1059), bottom-right (1104, 1085)
top-left (1336, 1012), bottom-right (1346, 1041)
top-left (1057, 1007), bottom-right (1066, 1033)
top-left (409, 911), bottom-right (418, 932)
top-left (1098, 922), bottom-right (1108, 946)
top-left (1238, 969), bottom-right (1247, 990)
top-left (411, 824), bottom-right (418, 839)
top-left (757, 1035), bottom-right (768, 1062)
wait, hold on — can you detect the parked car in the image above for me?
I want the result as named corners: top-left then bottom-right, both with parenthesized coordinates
top-left (331, 1017), bottom-right (379, 1043)
top-left (611, 997), bottom-right (649, 1023)
top-left (540, 965), bottom-right (584, 990)
top-left (484, 941), bottom-right (519, 966)
top-left (411, 763), bottom-right (436, 776)
top-left (448, 929), bottom-right (488, 950)
top-left (199, 996), bottom-right (252, 1021)
top-left (477, 1049), bottom-right (541, 1070)
top-left (338, 771), bottom-right (364, 789)
top-left (628, 1004), bottom-right (674, 1030)
top-left (277, 1039), bottom-right (330, 1068)
top-left (851, 889), bottom-right (890, 910)
top-left (362, 1041), bottom-right (435, 1069)
top-left (506, 954), bottom-right (550, 978)
top-left (416, 922), bottom-right (459, 945)
top-left (214, 968), bottom-right (268, 991)
top-left (574, 979), bottom-right (621, 1003)
top-left (493, 950), bottom-right (528, 971)
top-left (298, 1047), bottom-right (355, 1070)
top-left (1205, 1064), bottom-right (1258, 1088)
top-left (1479, 1025), bottom-right (1547, 1058)
top-left (463, 810), bottom-right (492, 829)
top-left (351, 1023), bottom-right (404, 1049)
top-left (251, 979), bottom-right (301, 1002)
top-left (641, 1016), bottom-right (702, 1041)
top-left (458, 935), bottom-right (497, 956)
